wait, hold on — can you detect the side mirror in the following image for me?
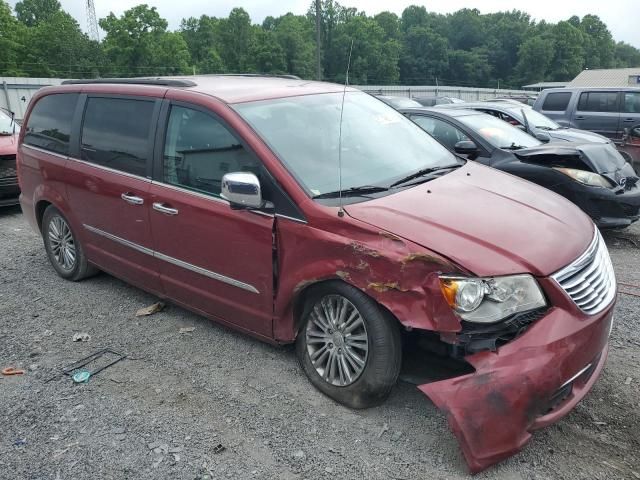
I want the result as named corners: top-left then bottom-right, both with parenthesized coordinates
top-left (535, 132), bottom-right (551, 143)
top-left (454, 140), bottom-right (479, 156)
top-left (221, 172), bottom-right (263, 209)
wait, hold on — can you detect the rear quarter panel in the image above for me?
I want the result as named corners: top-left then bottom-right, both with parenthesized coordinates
top-left (17, 144), bottom-right (74, 234)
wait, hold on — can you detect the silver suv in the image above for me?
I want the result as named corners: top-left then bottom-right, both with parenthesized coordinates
top-left (533, 87), bottom-right (640, 142)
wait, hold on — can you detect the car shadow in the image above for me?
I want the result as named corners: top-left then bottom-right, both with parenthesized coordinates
top-left (0, 205), bottom-right (22, 217)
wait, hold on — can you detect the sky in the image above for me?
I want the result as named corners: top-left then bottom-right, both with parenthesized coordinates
top-left (7, 0), bottom-right (639, 48)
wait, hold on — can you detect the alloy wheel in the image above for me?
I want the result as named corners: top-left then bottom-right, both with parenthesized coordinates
top-left (305, 294), bottom-right (369, 387)
top-left (48, 216), bottom-right (76, 271)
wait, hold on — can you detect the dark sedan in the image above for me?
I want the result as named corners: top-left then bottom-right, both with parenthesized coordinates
top-left (437, 102), bottom-right (611, 145)
top-left (401, 107), bottom-right (640, 229)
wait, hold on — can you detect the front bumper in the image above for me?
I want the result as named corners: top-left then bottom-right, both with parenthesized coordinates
top-left (566, 182), bottom-right (640, 229)
top-left (0, 176), bottom-right (20, 207)
top-left (419, 289), bottom-right (613, 473)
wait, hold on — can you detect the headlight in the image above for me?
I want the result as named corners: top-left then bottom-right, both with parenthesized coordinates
top-left (553, 167), bottom-right (612, 188)
top-left (439, 274), bottom-right (547, 324)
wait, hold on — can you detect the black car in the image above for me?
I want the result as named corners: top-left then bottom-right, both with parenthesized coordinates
top-left (437, 102), bottom-right (612, 145)
top-left (0, 108), bottom-right (19, 207)
top-left (401, 107), bottom-right (640, 229)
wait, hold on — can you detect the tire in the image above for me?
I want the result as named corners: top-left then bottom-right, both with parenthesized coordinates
top-left (296, 281), bottom-right (401, 409)
top-left (42, 205), bottom-right (98, 281)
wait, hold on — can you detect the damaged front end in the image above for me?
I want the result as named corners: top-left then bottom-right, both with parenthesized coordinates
top-left (416, 234), bottom-right (615, 473)
top-left (515, 143), bottom-right (640, 228)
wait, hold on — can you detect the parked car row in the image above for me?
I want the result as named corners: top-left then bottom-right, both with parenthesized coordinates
top-left (401, 107), bottom-right (640, 229)
top-left (15, 76), bottom-right (619, 474)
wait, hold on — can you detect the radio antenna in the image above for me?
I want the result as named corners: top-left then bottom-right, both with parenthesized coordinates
top-left (337, 39), bottom-right (354, 218)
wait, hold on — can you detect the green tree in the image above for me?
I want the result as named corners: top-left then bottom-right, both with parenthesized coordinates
top-left (549, 21), bottom-right (585, 81)
top-left (399, 26), bottom-right (449, 85)
top-left (614, 41), bottom-right (640, 67)
top-left (100, 4), bottom-right (191, 76)
top-left (14, 0), bottom-right (60, 27)
top-left (514, 35), bottom-right (555, 85)
top-left (216, 8), bottom-right (255, 72)
top-left (578, 15), bottom-right (615, 69)
top-left (0, 1), bottom-right (26, 75)
top-left (271, 14), bottom-right (315, 77)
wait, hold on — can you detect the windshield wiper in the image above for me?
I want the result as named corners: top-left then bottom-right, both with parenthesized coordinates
top-left (313, 185), bottom-right (390, 199)
top-left (390, 164), bottom-right (460, 188)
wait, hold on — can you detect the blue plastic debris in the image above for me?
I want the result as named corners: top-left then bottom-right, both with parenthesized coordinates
top-left (72, 370), bottom-right (91, 383)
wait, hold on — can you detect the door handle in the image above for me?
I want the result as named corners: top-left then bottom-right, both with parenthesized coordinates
top-left (153, 202), bottom-right (179, 216)
top-left (574, 116), bottom-right (585, 120)
top-left (623, 118), bottom-right (636, 122)
top-left (121, 192), bottom-right (144, 205)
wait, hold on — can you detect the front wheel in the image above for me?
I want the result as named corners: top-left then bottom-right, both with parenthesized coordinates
top-left (296, 281), bottom-right (401, 409)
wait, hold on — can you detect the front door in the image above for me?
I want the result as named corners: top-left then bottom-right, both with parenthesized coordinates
top-left (148, 102), bottom-right (274, 337)
top-left (572, 91), bottom-right (621, 139)
top-left (65, 95), bottom-right (163, 294)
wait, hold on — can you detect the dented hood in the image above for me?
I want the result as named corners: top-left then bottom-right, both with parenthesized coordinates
top-left (514, 142), bottom-right (627, 174)
top-left (345, 162), bottom-right (593, 277)
top-left (545, 127), bottom-right (610, 145)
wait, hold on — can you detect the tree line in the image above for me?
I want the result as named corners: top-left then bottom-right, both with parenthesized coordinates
top-left (1, 0), bottom-right (639, 88)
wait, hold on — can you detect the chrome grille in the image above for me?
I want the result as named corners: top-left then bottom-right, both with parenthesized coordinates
top-left (552, 230), bottom-right (616, 315)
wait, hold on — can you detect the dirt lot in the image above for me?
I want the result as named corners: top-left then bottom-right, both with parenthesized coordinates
top-left (0, 205), bottom-right (639, 480)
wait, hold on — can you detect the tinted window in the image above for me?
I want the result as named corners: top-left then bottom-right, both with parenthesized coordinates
top-left (163, 106), bottom-right (259, 197)
top-left (577, 92), bottom-right (619, 112)
top-left (411, 116), bottom-right (470, 150)
top-left (24, 93), bottom-right (78, 155)
top-left (81, 97), bottom-right (155, 177)
top-left (541, 92), bottom-right (571, 111)
top-left (623, 92), bottom-right (640, 113)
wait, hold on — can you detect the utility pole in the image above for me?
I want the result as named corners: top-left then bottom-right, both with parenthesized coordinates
top-left (315, 0), bottom-right (322, 81)
top-left (86, 0), bottom-right (100, 42)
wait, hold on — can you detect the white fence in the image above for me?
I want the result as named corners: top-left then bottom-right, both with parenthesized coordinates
top-left (354, 85), bottom-right (536, 101)
top-left (0, 77), bottom-right (63, 120)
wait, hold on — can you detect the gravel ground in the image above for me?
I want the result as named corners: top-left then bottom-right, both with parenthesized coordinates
top-left (0, 205), bottom-right (639, 480)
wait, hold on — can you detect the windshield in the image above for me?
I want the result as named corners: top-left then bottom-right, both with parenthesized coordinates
top-left (234, 92), bottom-right (457, 197)
top-left (0, 110), bottom-right (14, 135)
top-left (509, 107), bottom-right (559, 130)
top-left (458, 113), bottom-right (541, 149)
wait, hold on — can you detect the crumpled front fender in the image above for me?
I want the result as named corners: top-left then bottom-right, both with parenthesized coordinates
top-left (419, 303), bottom-right (613, 474)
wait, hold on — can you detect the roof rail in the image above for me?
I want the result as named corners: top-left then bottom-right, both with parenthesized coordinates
top-left (202, 74), bottom-right (302, 80)
top-left (61, 78), bottom-right (197, 87)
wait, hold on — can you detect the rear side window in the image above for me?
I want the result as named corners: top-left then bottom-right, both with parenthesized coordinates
top-left (81, 97), bottom-right (155, 177)
top-left (623, 92), bottom-right (640, 113)
top-left (411, 115), bottom-right (470, 150)
top-left (24, 93), bottom-right (78, 155)
top-left (163, 105), bottom-right (259, 197)
top-left (577, 92), bottom-right (619, 112)
top-left (541, 92), bottom-right (572, 112)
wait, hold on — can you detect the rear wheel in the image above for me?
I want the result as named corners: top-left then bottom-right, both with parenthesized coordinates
top-left (42, 206), bottom-right (98, 281)
top-left (296, 281), bottom-right (401, 409)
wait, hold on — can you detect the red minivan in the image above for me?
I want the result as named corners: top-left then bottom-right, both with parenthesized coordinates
top-left (17, 76), bottom-right (616, 473)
